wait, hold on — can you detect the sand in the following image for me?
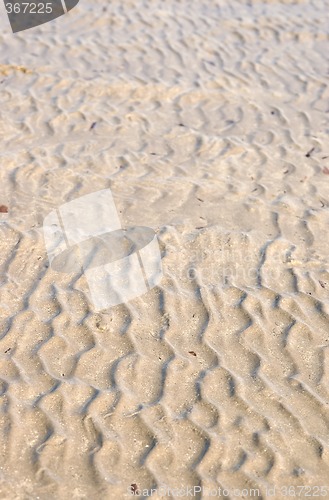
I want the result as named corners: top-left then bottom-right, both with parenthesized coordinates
top-left (0, 0), bottom-right (329, 498)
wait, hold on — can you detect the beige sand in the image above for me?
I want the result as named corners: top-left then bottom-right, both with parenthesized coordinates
top-left (0, 0), bottom-right (329, 498)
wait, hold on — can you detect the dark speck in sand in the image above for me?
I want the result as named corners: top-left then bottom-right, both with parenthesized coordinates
top-left (90, 122), bottom-right (97, 130)
top-left (319, 280), bottom-right (326, 288)
top-left (305, 147), bottom-right (315, 158)
top-left (0, 205), bottom-right (8, 213)
top-left (131, 484), bottom-right (139, 495)
top-left (293, 467), bottom-right (305, 477)
top-left (197, 197), bottom-right (204, 202)
top-left (189, 351), bottom-right (197, 357)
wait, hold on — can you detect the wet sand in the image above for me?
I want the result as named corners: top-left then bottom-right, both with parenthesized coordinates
top-left (0, 0), bottom-right (329, 498)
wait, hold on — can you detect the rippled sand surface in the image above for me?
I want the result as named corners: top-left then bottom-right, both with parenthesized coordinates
top-left (0, 0), bottom-right (329, 498)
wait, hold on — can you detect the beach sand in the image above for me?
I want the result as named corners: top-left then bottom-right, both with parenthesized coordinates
top-left (0, 0), bottom-right (329, 498)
